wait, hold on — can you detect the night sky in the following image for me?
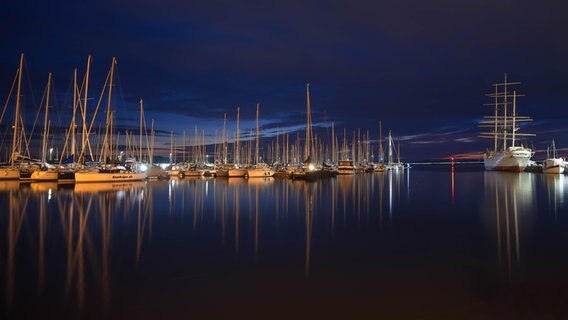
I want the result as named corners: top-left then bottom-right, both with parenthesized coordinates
top-left (2, 1), bottom-right (568, 161)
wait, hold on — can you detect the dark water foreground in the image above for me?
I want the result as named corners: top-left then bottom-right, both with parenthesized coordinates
top-left (1, 165), bottom-right (568, 319)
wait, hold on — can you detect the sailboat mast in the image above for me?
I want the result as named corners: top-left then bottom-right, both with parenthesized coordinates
top-left (236, 106), bottom-right (240, 164)
top-left (223, 112), bottom-right (227, 164)
top-left (493, 83), bottom-right (498, 153)
top-left (82, 55), bottom-right (91, 159)
top-left (150, 119), bottom-right (155, 164)
top-left (331, 122), bottom-right (335, 164)
top-left (511, 91), bottom-right (516, 147)
top-left (379, 121), bottom-right (384, 163)
top-left (41, 73), bottom-right (52, 163)
top-left (305, 83), bottom-right (312, 160)
top-left (139, 99), bottom-right (143, 162)
top-left (11, 53), bottom-right (24, 167)
top-left (71, 68), bottom-right (78, 162)
top-left (255, 103), bottom-right (259, 165)
top-left (170, 131), bottom-right (173, 163)
top-left (502, 74), bottom-right (508, 151)
top-left (388, 130), bottom-right (393, 165)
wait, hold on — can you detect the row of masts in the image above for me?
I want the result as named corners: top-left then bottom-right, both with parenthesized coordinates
top-left (1, 55), bottom-right (405, 168)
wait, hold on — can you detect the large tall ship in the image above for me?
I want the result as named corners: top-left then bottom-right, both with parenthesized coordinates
top-left (479, 75), bottom-right (535, 172)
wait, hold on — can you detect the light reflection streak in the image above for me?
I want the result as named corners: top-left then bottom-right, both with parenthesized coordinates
top-left (483, 172), bottom-right (535, 277)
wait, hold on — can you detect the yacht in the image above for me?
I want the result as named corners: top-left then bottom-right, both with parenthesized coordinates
top-left (543, 140), bottom-right (565, 174)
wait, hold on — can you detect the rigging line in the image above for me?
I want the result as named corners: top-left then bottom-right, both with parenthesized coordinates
top-left (27, 77), bottom-right (50, 156)
top-left (23, 58), bottom-right (39, 118)
top-left (0, 70), bottom-right (18, 127)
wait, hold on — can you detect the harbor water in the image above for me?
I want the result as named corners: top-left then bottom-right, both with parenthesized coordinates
top-left (1, 165), bottom-right (568, 319)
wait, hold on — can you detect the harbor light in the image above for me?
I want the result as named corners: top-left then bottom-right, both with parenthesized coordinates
top-left (140, 163), bottom-right (148, 172)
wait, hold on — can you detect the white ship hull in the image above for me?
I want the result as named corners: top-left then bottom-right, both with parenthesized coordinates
top-left (75, 171), bottom-right (147, 183)
top-left (484, 147), bottom-right (533, 172)
top-left (543, 158), bottom-right (565, 174)
top-left (0, 168), bottom-right (20, 180)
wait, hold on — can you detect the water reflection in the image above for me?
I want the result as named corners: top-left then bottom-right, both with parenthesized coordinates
top-left (543, 174), bottom-right (566, 218)
top-left (483, 172), bottom-right (536, 276)
top-left (4, 167), bottom-right (568, 317)
top-left (1, 182), bottom-right (153, 316)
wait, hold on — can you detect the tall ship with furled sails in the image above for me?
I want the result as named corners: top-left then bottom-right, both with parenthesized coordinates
top-left (479, 74), bottom-right (535, 172)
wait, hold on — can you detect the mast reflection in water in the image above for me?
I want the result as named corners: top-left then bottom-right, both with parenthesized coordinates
top-left (2, 166), bottom-right (568, 318)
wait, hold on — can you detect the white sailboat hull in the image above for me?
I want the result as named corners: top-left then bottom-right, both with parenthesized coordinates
top-left (0, 168), bottom-right (20, 180)
top-left (75, 171), bottom-right (147, 183)
top-left (484, 147), bottom-right (533, 172)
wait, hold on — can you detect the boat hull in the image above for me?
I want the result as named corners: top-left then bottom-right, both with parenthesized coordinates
top-left (31, 170), bottom-right (58, 181)
top-left (247, 168), bottom-right (275, 177)
top-left (484, 148), bottom-right (533, 172)
top-left (75, 171), bottom-right (147, 183)
top-left (0, 168), bottom-right (20, 180)
top-left (228, 168), bottom-right (247, 177)
top-left (543, 158), bottom-right (565, 174)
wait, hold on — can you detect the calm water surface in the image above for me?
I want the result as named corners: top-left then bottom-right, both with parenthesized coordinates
top-left (1, 165), bottom-right (568, 319)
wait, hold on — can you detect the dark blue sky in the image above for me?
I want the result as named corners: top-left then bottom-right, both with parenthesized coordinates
top-left (2, 0), bottom-right (568, 160)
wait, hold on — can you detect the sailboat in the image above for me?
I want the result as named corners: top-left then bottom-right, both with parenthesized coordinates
top-left (543, 140), bottom-right (565, 174)
top-left (0, 54), bottom-right (24, 180)
top-left (479, 75), bottom-right (535, 172)
top-left (386, 131), bottom-right (404, 170)
top-left (74, 57), bottom-right (146, 183)
top-left (291, 83), bottom-right (332, 179)
top-left (247, 104), bottom-right (275, 178)
top-left (31, 73), bottom-right (58, 181)
top-left (227, 107), bottom-right (248, 177)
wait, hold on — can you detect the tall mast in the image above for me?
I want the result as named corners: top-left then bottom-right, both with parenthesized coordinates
top-left (493, 82), bottom-right (498, 152)
top-left (102, 57), bottom-right (116, 162)
top-left (255, 103), bottom-right (260, 164)
top-left (236, 106), bottom-right (240, 164)
top-left (82, 55), bottom-right (91, 159)
top-left (139, 99), bottom-right (143, 162)
top-left (71, 68), bottom-right (77, 162)
top-left (11, 53), bottom-right (24, 167)
top-left (305, 83), bottom-right (312, 161)
top-left (378, 121), bottom-right (384, 163)
top-left (150, 119), bottom-right (154, 164)
top-left (41, 73), bottom-right (52, 163)
top-left (388, 130), bottom-right (393, 165)
top-left (331, 122), bottom-right (335, 164)
top-left (502, 74), bottom-right (508, 150)
top-left (170, 130), bottom-right (173, 163)
top-left (511, 91), bottom-right (516, 147)
top-left (223, 112), bottom-right (227, 164)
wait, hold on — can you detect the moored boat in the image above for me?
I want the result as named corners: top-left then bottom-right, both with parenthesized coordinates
top-left (75, 167), bottom-right (146, 183)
